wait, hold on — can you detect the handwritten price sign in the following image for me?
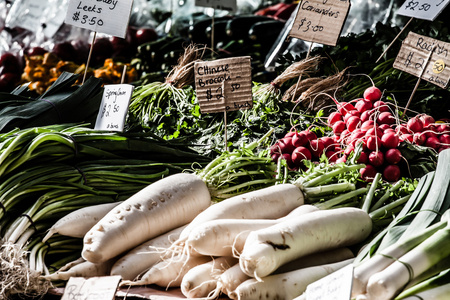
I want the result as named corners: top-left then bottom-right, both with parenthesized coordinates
top-left (289, 0), bottom-right (351, 46)
top-left (195, 56), bottom-right (252, 113)
top-left (94, 84), bottom-right (134, 131)
top-left (64, 0), bottom-right (133, 38)
top-left (393, 32), bottom-right (450, 89)
top-left (397, 0), bottom-right (450, 21)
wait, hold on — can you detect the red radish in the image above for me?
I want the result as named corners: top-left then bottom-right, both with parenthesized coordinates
top-left (326, 151), bottom-right (338, 162)
top-left (413, 132), bottom-right (425, 145)
top-left (383, 165), bottom-right (401, 182)
top-left (360, 165), bottom-right (377, 182)
top-left (329, 97), bottom-right (356, 115)
top-left (278, 138), bottom-right (295, 154)
top-left (327, 112), bottom-right (343, 126)
top-left (419, 114), bottom-right (435, 128)
top-left (292, 132), bottom-right (308, 148)
top-left (344, 110), bottom-right (361, 123)
top-left (422, 125), bottom-right (438, 139)
top-left (361, 120), bottom-right (374, 132)
top-left (346, 116), bottom-right (361, 132)
top-left (360, 110), bottom-right (372, 122)
top-left (395, 124), bottom-right (409, 135)
top-left (385, 148), bottom-right (401, 164)
top-left (425, 136), bottom-right (440, 150)
top-left (332, 121), bottom-right (346, 135)
top-left (439, 134), bottom-right (450, 146)
top-left (281, 153), bottom-right (294, 168)
top-left (366, 136), bottom-right (381, 151)
top-left (377, 112), bottom-right (396, 125)
top-left (321, 137), bottom-right (335, 149)
top-left (284, 131), bottom-right (296, 138)
top-left (336, 155), bottom-right (347, 164)
top-left (350, 132), bottom-right (365, 148)
top-left (355, 99), bottom-right (373, 113)
top-left (378, 124), bottom-right (392, 132)
top-left (344, 145), bottom-right (355, 156)
top-left (339, 129), bottom-right (350, 143)
top-left (407, 117), bottom-right (423, 133)
top-left (303, 130), bottom-right (317, 142)
top-left (357, 151), bottom-right (368, 164)
top-left (400, 134), bottom-right (413, 143)
top-left (363, 86), bottom-right (382, 102)
top-left (436, 123), bottom-right (450, 134)
top-left (291, 147), bottom-right (312, 166)
top-left (369, 151), bottom-right (384, 167)
top-left (373, 100), bottom-right (389, 112)
top-left (381, 132), bottom-right (399, 149)
top-left (366, 127), bottom-right (383, 138)
top-left (309, 139), bottom-right (325, 158)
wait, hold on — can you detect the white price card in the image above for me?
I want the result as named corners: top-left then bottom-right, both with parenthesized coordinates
top-left (64, 0), bottom-right (133, 38)
top-left (306, 264), bottom-right (354, 300)
top-left (397, 0), bottom-right (450, 21)
top-left (195, 56), bottom-right (253, 114)
top-left (95, 84), bottom-right (134, 132)
top-left (61, 276), bottom-right (121, 300)
top-left (195, 0), bottom-right (237, 12)
top-left (289, 0), bottom-right (351, 46)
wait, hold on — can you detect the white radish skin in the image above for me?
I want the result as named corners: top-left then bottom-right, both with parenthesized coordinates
top-left (170, 183), bottom-right (304, 254)
top-left (120, 254), bottom-right (211, 288)
top-left (82, 173), bottom-right (211, 263)
top-left (229, 259), bottom-right (354, 300)
top-left (186, 205), bottom-right (319, 257)
top-left (239, 207), bottom-right (372, 279)
top-left (217, 263), bottom-right (251, 297)
top-left (366, 226), bottom-right (450, 300)
top-left (274, 247), bottom-right (354, 274)
top-left (43, 201), bottom-right (122, 242)
top-left (42, 257), bottom-right (116, 281)
top-left (110, 224), bottom-right (186, 280)
top-left (180, 256), bottom-right (238, 299)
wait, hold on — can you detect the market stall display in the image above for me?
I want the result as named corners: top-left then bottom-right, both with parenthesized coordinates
top-left (0, 0), bottom-right (450, 299)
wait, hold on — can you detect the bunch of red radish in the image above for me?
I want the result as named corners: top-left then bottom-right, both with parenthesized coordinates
top-left (270, 85), bottom-right (449, 182)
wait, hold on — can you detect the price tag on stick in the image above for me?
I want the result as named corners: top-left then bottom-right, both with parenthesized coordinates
top-left (393, 32), bottom-right (450, 114)
top-left (195, 56), bottom-right (253, 113)
top-left (289, 0), bottom-right (351, 46)
top-left (94, 84), bottom-right (134, 132)
top-left (64, 0), bottom-right (133, 38)
top-left (61, 276), bottom-right (121, 300)
top-left (305, 264), bottom-right (354, 300)
top-left (397, 0), bottom-right (450, 21)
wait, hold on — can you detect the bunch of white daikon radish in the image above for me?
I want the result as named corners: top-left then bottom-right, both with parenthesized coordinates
top-left (42, 172), bottom-right (373, 300)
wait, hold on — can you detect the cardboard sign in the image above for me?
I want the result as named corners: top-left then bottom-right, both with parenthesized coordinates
top-left (95, 84), bottom-right (134, 131)
top-left (393, 32), bottom-right (450, 89)
top-left (61, 276), bottom-right (121, 300)
top-left (195, 56), bottom-right (253, 113)
top-left (305, 264), bottom-right (354, 300)
top-left (397, 0), bottom-right (450, 21)
top-left (195, 0), bottom-right (237, 12)
top-left (64, 0), bottom-right (133, 38)
top-left (289, 0), bottom-right (351, 46)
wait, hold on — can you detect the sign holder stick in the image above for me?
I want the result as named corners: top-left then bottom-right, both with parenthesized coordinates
top-left (290, 42), bottom-right (314, 102)
top-left (403, 44), bottom-right (436, 115)
top-left (375, 17), bottom-right (413, 63)
top-left (121, 65), bottom-right (127, 84)
top-left (211, 9), bottom-right (215, 58)
top-left (82, 31), bottom-right (97, 85)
